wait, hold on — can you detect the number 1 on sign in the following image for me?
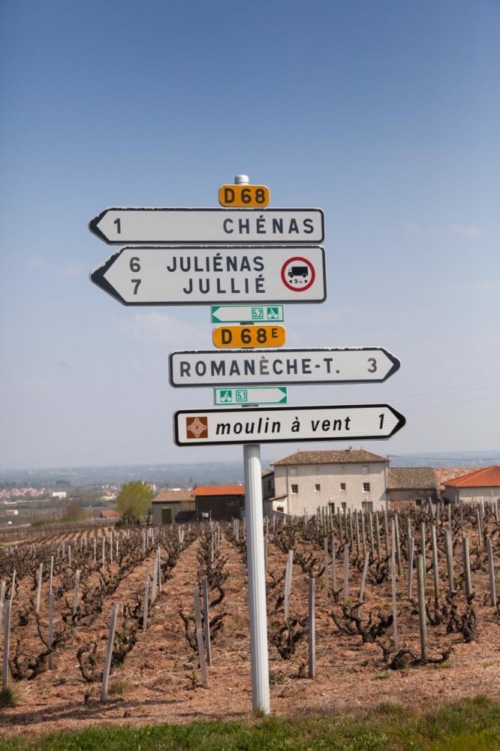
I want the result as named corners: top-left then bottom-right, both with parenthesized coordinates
top-left (379, 414), bottom-right (384, 429)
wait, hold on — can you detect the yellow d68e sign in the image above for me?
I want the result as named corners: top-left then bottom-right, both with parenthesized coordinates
top-left (218, 184), bottom-right (270, 208)
top-left (213, 325), bottom-right (286, 349)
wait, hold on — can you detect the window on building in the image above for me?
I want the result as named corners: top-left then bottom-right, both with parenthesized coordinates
top-left (362, 501), bottom-right (373, 513)
top-left (266, 480), bottom-right (272, 490)
top-left (328, 501), bottom-right (335, 513)
top-left (315, 483), bottom-right (321, 491)
top-left (362, 465), bottom-right (369, 474)
top-left (291, 484), bottom-right (298, 494)
top-left (341, 501), bottom-right (347, 511)
top-left (340, 483), bottom-right (346, 491)
top-left (276, 505), bottom-right (284, 513)
top-left (363, 482), bottom-right (371, 492)
top-left (415, 498), bottom-right (422, 506)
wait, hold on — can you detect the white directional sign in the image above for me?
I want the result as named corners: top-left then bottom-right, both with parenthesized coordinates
top-left (89, 207), bottom-right (324, 245)
top-left (214, 387), bottom-right (287, 406)
top-left (90, 246), bottom-right (326, 306)
top-left (169, 347), bottom-right (400, 387)
top-left (174, 404), bottom-right (406, 446)
top-left (211, 305), bottom-right (285, 323)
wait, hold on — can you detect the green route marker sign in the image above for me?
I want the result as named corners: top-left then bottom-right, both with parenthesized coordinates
top-left (214, 387), bottom-right (287, 406)
top-left (211, 305), bottom-right (285, 324)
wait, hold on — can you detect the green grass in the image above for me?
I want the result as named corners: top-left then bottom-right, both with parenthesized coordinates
top-left (1, 696), bottom-right (500, 750)
top-left (0, 685), bottom-right (21, 708)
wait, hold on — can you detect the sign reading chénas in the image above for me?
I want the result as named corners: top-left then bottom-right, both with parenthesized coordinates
top-left (89, 208), bottom-right (324, 244)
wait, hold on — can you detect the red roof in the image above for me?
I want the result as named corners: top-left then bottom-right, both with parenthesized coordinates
top-left (444, 466), bottom-right (500, 488)
top-left (193, 484), bottom-right (245, 497)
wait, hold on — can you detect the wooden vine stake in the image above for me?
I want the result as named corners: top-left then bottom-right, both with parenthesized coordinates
top-left (391, 519), bottom-right (398, 649)
top-left (462, 534), bottom-right (473, 600)
top-left (73, 569), bottom-right (81, 615)
top-left (193, 587), bottom-right (208, 688)
top-left (416, 555), bottom-right (427, 660)
top-left (445, 528), bottom-right (454, 593)
top-left (394, 514), bottom-right (402, 576)
top-left (0, 580), bottom-right (6, 635)
top-left (323, 537), bottom-right (329, 583)
top-left (358, 552), bottom-right (370, 605)
top-left (48, 592), bottom-right (55, 670)
top-left (49, 556), bottom-right (54, 595)
top-left (431, 524), bottom-right (439, 601)
top-left (151, 552), bottom-right (158, 605)
top-left (143, 568), bottom-right (150, 630)
top-left (343, 544), bottom-right (350, 605)
top-left (202, 576), bottom-right (212, 667)
top-left (486, 537), bottom-right (497, 607)
top-left (284, 550), bottom-right (294, 622)
top-left (407, 536), bottom-right (414, 600)
top-left (331, 534), bottom-right (338, 593)
top-left (2, 600), bottom-right (12, 690)
top-left (308, 576), bottom-right (316, 678)
top-left (35, 563), bottom-right (43, 613)
top-left (100, 603), bottom-right (118, 703)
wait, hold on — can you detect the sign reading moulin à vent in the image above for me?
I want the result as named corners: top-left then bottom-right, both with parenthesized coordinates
top-left (174, 404), bottom-right (406, 446)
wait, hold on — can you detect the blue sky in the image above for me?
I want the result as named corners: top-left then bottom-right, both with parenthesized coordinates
top-left (1, 0), bottom-right (499, 469)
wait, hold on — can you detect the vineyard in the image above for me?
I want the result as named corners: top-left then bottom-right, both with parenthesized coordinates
top-left (1, 503), bottom-right (500, 741)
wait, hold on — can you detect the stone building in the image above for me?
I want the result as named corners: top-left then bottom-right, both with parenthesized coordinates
top-left (267, 449), bottom-right (389, 515)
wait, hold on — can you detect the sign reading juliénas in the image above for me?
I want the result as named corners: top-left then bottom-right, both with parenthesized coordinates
top-left (89, 208), bottom-right (324, 245)
top-left (90, 246), bottom-right (326, 306)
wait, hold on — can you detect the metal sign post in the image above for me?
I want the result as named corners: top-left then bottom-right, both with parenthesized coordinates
top-left (244, 442), bottom-right (270, 713)
top-left (236, 176), bottom-right (270, 715)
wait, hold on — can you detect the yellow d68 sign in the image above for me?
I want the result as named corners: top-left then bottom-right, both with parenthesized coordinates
top-left (213, 325), bottom-right (286, 349)
top-left (218, 184), bottom-right (270, 208)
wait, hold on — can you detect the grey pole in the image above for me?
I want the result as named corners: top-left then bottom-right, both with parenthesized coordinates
top-left (236, 173), bottom-right (270, 714)
top-left (244, 443), bottom-right (270, 714)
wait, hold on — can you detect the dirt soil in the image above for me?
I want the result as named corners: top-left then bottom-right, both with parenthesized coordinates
top-left (1, 522), bottom-right (500, 741)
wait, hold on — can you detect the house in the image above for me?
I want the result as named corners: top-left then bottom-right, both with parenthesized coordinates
top-left (268, 449), bottom-right (389, 516)
top-left (151, 489), bottom-right (195, 525)
top-left (387, 467), bottom-right (439, 509)
top-left (442, 466), bottom-right (500, 504)
top-left (262, 469), bottom-right (275, 501)
top-left (100, 509), bottom-right (120, 521)
top-left (193, 484), bottom-right (245, 521)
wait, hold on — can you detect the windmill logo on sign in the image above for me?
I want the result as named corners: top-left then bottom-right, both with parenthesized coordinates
top-left (185, 416), bottom-right (208, 439)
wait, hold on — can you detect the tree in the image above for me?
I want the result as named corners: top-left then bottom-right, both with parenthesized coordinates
top-left (62, 501), bottom-right (86, 523)
top-left (115, 481), bottom-right (154, 524)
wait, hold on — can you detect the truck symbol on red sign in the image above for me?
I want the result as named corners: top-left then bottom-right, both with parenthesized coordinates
top-left (281, 257), bottom-right (316, 292)
top-left (288, 265), bottom-right (309, 280)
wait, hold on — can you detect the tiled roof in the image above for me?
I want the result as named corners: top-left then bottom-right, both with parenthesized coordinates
top-left (444, 466), bottom-right (500, 488)
top-left (272, 450), bottom-right (388, 466)
top-left (193, 484), bottom-right (245, 497)
top-left (100, 509), bottom-right (120, 518)
top-left (261, 469), bottom-right (274, 477)
top-left (434, 467), bottom-right (483, 486)
top-left (153, 489), bottom-right (194, 503)
top-left (388, 468), bottom-right (438, 490)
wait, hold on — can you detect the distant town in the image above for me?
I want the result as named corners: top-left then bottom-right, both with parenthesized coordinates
top-left (0, 450), bottom-right (498, 528)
